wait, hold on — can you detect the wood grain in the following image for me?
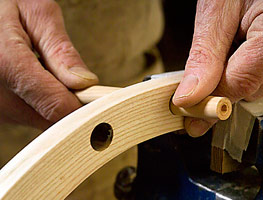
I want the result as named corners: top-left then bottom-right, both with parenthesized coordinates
top-left (0, 72), bottom-right (232, 199)
top-left (0, 74), bottom-right (185, 200)
top-left (76, 87), bottom-right (232, 120)
top-left (170, 96), bottom-right (231, 120)
top-left (75, 85), bottom-right (121, 103)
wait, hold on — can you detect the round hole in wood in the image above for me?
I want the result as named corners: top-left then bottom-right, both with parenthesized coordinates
top-left (221, 104), bottom-right (227, 113)
top-left (91, 123), bottom-right (113, 151)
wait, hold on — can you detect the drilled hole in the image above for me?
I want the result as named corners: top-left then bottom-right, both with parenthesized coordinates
top-left (221, 104), bottom-right (227, 113)
top-left (91, 123), bottom-right (113, 151)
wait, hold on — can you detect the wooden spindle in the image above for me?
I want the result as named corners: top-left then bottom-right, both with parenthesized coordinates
top-left (170, 96), bottom-right (232, 120)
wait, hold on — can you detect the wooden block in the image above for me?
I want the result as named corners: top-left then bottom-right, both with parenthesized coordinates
top-left (210, 146), bottom-right (242, 174)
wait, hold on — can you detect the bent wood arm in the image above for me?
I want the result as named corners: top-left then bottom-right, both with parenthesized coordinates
top-left (0, 72), bottom-right (231, 200)
top-left (0, 74), bottom-right (184, 199)
top-left (75, 85), bottom-right (232, 120)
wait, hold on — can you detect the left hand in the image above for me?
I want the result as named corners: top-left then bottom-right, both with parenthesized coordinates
top-left (172, 0), bottom-right (263, 137)
top-left (0, 0), bottom-right (98, 130)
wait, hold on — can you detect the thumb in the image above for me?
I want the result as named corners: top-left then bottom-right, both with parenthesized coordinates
top-left (173, 0), bottom-right (241, 107)
top-left (20, 0), bottom-right (98, 90)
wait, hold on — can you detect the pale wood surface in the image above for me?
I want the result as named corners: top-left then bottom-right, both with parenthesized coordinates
top-left (0, 71), bottom-right (232, 199)
top-left (170, 96), bottom-right (231, 120)
top-left (75, 86), bottom-right (121, 103)
top-left (0, 74), bottom-right (185, 200)
top-left (0, 124), bottom-right (137, 200)
top-left (66, 147), bottom-right (137, 200)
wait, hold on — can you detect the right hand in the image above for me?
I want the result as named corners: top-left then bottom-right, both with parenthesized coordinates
top-left (173, 0), bottom-right (263, 137)
top-left (0, 0), bottom-right (98, 130)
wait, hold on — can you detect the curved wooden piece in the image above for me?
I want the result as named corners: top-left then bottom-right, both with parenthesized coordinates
top-left (76, 87), bottom-right (232, 120)
top-left (0, 74), bottom-right (185, 199)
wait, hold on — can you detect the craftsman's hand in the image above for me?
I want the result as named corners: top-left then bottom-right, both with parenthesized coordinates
top-left (173, 0), bottom-right (263, 137)
top-left (0, 0), bottom-right (98, 129)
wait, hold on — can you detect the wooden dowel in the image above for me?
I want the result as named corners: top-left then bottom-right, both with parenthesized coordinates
top-left (170, 96), bottom-right (232, 120)
top-left (75, 86), bottom-right (232, 120)
top-left (75, 85), bottom-right (121, 103)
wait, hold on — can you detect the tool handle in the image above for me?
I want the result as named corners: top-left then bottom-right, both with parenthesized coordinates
top-left (75, 86), bottom-right (232, 120)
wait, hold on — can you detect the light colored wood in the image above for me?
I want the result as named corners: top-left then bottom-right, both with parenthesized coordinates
top-left (170, 96), bottom-right (232, 120)
top-left (0, 72), bottom-right (232, 200)
top-left (75, 85), bottom-right (121, 103)
top-left (76, 87), bottom-right (232, 120)
top-left (0, 74), bottom-right (184, 200)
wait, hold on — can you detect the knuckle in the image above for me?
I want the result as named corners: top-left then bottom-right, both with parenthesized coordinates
top-left (1, 29), bottom-right (29, 50)
top-left (187, 43), bottom-right (221, 68)
top-left (1, 52), bottom-right (38, 91)
top-left (46, 1), bottom-right (61, 16)
top-left (46, 38), bottom-right (82, 66)
top-left (243, 38), bottom-right (263, 63)
top-left (10, 70), bottom-right (38, 100)
top-left (36, 0), bottom-right (61, 15)
top-left (51, 39), bottom-right (76, 58)
top-left (1, 62), bottom-right (25, 91)
top-left (28, 0), bottom-right (63, 42)
top-left (38, 0), bottom-right (63, 24)
top-left (37, 92), bottom-right (75, 122)
top-left (0, 53), bottom-right (8, 73)
top-left (0, 26), bottom-right (26, 47)
top-left (46, 0), bottom-right (61, 12)
top-left (228, 70), bottom-right (261, 97)
top-left (187, 47), bottom-right (212, 67)
top-left (244, 95), bottom-right (257, 102)
top-left (5, 36), bottom-right (26, 48)
top-left (0, 18), bottom-right (31, 48)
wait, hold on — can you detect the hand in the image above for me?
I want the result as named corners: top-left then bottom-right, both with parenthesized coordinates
top-left (173, 0), bottom-right (263, 137)
top-left (0, 0), bottom-right (98, 130)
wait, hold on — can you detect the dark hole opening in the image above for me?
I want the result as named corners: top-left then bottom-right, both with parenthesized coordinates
top-left (221, 104), bottom-right (227, 113)
top-left (91, 123), bottom-right (113, 151)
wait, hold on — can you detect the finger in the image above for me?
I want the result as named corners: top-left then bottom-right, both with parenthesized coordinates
top-left (18, 0), bottom-right (98, 90)
top-left (173, 0), bottom-right (242, 107)
top-left (184, 117), bottom-right (217, 137)
top-left (185, 3), bottom-right (263, 137)
top-left (244, 85), bottom-right (263, 102)
top-left (0, 1), bottom-right (50, 129)
top-left (0, 84), bottom-right (51, 130)
top-left (2, 40), bottom-right (82, 123)
top-left (0, 5), bottom-right (82, 123)
top-left (215, 14), bottom-right (263, 102)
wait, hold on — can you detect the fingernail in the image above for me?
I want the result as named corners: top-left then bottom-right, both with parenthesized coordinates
top-left (174, 75), bottom-right (199, 99)
top-left (68, 66), bottom-right (98, 82)
top-left (187, 119), bottom-right (210, 137)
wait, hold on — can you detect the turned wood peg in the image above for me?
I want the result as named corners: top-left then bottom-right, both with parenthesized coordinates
top-left (170, 96), bottom-right (232, 120)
